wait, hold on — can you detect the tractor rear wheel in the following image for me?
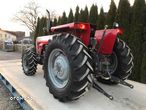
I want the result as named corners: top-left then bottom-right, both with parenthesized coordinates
top-left (98, 38), bottom-right (134, 84)
top-left (22, 47), bottom-right (37, 76)
top-left (44, 33), bottom-right (93, 102)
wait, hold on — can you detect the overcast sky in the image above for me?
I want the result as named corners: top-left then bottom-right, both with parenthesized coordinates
top-left (0, 0), bottom-right (135, 35)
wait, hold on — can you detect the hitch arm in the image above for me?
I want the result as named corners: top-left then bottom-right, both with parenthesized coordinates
top-left (93, 81), bottom-right (113, 100)
top-left (111, 76), bottom-right (134, 89)
top-left (92, 76), bottom-right (134, 100)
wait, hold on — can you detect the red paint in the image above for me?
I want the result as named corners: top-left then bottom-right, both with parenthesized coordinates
top-left (95, 28), bottom-right (123, 54)
top-left (36, 22), bottom-right (123, 55)
top-left (51, 22), bottom-right (89, 32)
top-left (51, 22), bottom-right (91, 45)
top-left (36, 41), bottom-right (48, 54)
top-left (36, 35), bottom-right (54, 54)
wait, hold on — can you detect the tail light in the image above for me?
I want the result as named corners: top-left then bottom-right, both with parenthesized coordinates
top-left (74, 23), bottom-right (87, 30)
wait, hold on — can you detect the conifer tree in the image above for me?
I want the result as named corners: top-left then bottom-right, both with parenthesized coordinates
top-left (98, 7), bottom-right (105, 29)
top-left (89, 4), bottom-right (98, 25)
top-left (74, 6), bottom-right (80, 22)
top-left (106, 0), bottom-right (117, 28)
top-left (61, 12), bottom-right (67, 24)
top-left (83, 6), bottom-right (89, 22)
top-left (78, 6), bottom-right (89, 22)
top-left (53, 18), bottom-right (57, 26)
top-left (129, 0), bottom-right (146, 81)
top-left (116, 0), bottom-right (131, 42)
top-left (141, 52), bottom-right (146, 83)
top-left (57, 16), bottom-right (62, 25)
top-left (140, 26), bottom-right (146, 83)
top-left (78, 9), bottom-right (84, 22)
top-left (68, 9), bottom-right (74, 23)
top-left (40, 17), bottom-right (47, 36)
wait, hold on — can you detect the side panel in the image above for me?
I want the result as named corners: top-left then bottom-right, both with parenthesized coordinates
top-left (95, 28), bottom-right (122, 54)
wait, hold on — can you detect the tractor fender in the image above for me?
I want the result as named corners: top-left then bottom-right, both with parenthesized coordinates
top-left (36, 35), bottom-right (54, 54)
top-left (95, 28), bottom-right (123, 54)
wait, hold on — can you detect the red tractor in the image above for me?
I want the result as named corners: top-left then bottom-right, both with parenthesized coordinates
top-left (22, 10), bottom-right (134, 102)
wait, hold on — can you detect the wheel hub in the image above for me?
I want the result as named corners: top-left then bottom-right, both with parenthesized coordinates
top-left (54, 55), bottom-right (69, 80)
top-left (48, 49), bottom-right (70, 89)
top-left (98, 52), bottom-right (118, 76)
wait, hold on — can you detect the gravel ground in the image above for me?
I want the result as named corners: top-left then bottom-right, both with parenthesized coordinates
top-left (0, 81), bottom-right (23, 110)
top-left (0, 50), bottom-right (22, 110)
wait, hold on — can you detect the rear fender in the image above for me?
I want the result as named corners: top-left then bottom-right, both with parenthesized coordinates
top-left (95, 28), bottom-right (123, 54)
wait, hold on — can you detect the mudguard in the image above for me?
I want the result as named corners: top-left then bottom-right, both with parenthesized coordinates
top-left (95, 28), bottom-right (123, 54)
top-left (36, 35), bottom-right (54, 54)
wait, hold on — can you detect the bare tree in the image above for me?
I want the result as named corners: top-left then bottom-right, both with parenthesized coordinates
top-left (13, 1), bottom-right (40, 32)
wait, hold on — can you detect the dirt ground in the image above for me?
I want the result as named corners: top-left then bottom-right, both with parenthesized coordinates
top-left (0, 81), bottom-right (23, 110)
top-left (0, 50), bottom-right (22, 110)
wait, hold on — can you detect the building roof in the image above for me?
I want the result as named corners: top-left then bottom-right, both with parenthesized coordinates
top-left (0, 29), bottom-right (25, 41)
top-left (4, 31), bottom-right (17, 36)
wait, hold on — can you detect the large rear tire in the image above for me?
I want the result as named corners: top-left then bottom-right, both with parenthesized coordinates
top-left (98, 38), bottom-right (134, 84)
top-left (44, 33), bottom-right (93, 102)
top-left (22, 47), bottom-right (37, 76)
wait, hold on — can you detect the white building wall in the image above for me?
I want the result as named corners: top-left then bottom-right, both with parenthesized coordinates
top-left (0, 30), bottom-right (17, 41)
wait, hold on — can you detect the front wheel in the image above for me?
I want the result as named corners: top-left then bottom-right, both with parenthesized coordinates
top-left (22, 47), bottom-right (37, 76)
top-left (98, 38), bottom-right (134, 84)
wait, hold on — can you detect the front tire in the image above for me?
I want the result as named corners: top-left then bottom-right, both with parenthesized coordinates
top-left (22, 47), bottom-right (37, 76)
top-left (44, 33), bottom-right (93, 102)
top-left (98, 38), bottom-right (134, 84)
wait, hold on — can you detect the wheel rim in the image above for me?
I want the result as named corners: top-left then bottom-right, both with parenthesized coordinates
top-left (108, 52), bottom-right (118, 75)
top-left (23, 53), bottom-right (29, 72)
top-left (48, 49), bottom-right (70, 89)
